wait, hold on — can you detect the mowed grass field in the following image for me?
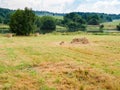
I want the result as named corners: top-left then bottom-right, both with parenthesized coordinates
top-left (0, 34), bottom-right (120, 90)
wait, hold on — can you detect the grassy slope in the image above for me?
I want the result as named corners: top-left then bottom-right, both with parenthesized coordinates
top-left (87, 20), bottom-right (120, 31)
top-left (52, 16), bottom-right (63, 20)
top-left (0, 34), bottom-right (120, 90)
top-left (102, 20), bottom-right (120, 30)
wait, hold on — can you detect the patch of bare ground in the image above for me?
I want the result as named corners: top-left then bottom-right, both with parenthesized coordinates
top-left (33, 61), bottom-right (120, 90)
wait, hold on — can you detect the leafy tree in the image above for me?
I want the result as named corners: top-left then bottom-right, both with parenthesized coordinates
top-left (87, 14), bottom-right (100, 25)
top-left (63, 13), bottom-right (86, 31)
top-left (40, 16), bottom-right (56, 33)
top-left (88, 18), bottom-right (99, 25)
top-left (9, 7), bottom-right (36, 35)
top-left (35, 16), bottom-right (41, 27)
top-left (67, 22), bottom-right (79, 32)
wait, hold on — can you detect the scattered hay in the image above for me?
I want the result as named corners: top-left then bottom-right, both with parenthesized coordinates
top-left (5, 33), bottom-right (13, 38)
top-left (34, 33), bottom-right (40, 37)
top-left (59, 41), bottom-right (64, 45)
top-left (71, 37), bottom-right (89, 44)
top-left (33, 61), bottom-right (120, 90)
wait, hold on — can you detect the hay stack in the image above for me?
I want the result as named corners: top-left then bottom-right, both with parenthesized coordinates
top-left (5, 33), bottom-right (13, 38)
top-left (59, 41), bottom-right (64, 45)
top-left (71, 37), bottom-right (89, 44)
top-left (34, 33), bottom-right (40, 37)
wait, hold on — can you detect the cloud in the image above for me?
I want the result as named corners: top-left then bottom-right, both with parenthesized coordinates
top-left (0, 0), bottom-right (74, 12)
top-left (76, 0), bottom-right (120, 14)
top-left (0, 0), bottom-right (120, 14)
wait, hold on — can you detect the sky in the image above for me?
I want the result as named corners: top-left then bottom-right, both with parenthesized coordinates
top-left (0, 0), bottom-right (120, 14)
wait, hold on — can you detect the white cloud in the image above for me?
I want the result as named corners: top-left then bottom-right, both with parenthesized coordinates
top-left (0, 0), bottom-right (120, 14)
top-left (76, 0), bottom-right (120, 14)
top-left (0, 0), bottom-right (74, 13)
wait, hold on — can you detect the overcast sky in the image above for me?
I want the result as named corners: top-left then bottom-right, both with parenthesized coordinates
top-left (0, 0), bottom-right (120, 14)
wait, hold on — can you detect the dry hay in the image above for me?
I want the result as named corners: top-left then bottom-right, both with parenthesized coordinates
top-left (59, 41), bottom-right (64, 45)
top-left (35, 33), bottom-right (40, 37)
top-left (5, 33), bottom-right (13, 38)
top-left (71, 37), bottom-right (89, 44)
top-left (33, 61), bottom-right (120, 90)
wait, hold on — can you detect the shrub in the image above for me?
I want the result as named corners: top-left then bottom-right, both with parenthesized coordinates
top-left (9, 7), bottom-right (36, 36)
top-left (99, 24), bottom-right (104, 32)
top-left (116, 23), bottom-right (120, 31)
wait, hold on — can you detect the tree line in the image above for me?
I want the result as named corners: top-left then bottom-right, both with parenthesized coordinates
top-left (1, 7), bottom-right (120, 24)
top-left (1, 7), bottom-right (120, 35)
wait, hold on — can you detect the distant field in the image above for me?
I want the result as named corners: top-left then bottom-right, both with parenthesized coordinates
top-left (39, 15), bottom-right (63, 20)
top-left (101, 20), bottom-right (120, 30)
top-left (0, 24), bottom-right (9, 29)
top-left (52, 16), bottom-right (63, 20)
top-left (87, 20), bottom-right (120, 32)
top-left (0, 34), bottom-right (120, 90)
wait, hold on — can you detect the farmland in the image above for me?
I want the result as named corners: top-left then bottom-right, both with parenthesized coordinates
top-left (0, 34), bottom-right (120, 90)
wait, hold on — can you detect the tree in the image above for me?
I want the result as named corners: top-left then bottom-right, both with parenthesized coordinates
top-left (63, 13), bottom-right (86, 31)
top-left (40, 16), bottom-right (56, 33)
top-left (35, 16), bottom-right (41, 28)
top-left (88, 18), bottom-right (99, 25)
top-left (9, 7), bottom-right (35, 35)
top-left (87, 14), bottom-right (100, 25)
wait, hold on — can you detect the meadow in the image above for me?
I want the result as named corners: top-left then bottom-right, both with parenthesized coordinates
top-left (0, 33), bottom-right (120, 90)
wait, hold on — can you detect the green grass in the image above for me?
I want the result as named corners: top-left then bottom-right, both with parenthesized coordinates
top-left (0, 34), bottom-right (120, 90)
top-left (0, 24), bottom-right (9, 29)
top-left (87, 20), bottom-right (120, 31)
top-left (101, 19), bottom-right (120, 30)
top-left (52, 16), bottom-right (63, 20)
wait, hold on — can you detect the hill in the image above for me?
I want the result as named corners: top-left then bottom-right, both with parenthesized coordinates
top-left (1, 7), bottom-right (120, 24)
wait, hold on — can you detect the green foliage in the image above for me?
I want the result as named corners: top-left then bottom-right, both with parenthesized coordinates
top-left (99, 24), bottom-right (104, 30)
top-left (0, 17), bottom-right (2, 23)
top-left (40, 16), bottom-right (56, 33)
top-left (9, 7), bottom-right (36, 35)
top-left (35, 16), bottom-right (41, 27)
top-left (87, 15), bottom-right (100, 25)
top-left (116, 23), bottom-right (120, 31)
top-left (88, 18), bottom-right (99, 25)
top-left (64, 13), bottom-right (86, 31)
top-left (98, 24), bottom-right (104, 33)
top-left (67, 22), bottom-right (86, 32)
top-left (0, 8), bottom-right (14, 24)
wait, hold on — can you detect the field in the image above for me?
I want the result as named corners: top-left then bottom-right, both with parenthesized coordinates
top-left (0, 24), bottom-right (9, 29)
top-left (101, 20), bottom-right (120, 30)
top-left (0, 34), bottom-right (120, 90)
top-left (53, 16), bottom-right (63, 20)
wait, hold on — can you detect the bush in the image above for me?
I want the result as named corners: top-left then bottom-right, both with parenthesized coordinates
top-left (117, 23), bottom-right (120, 31)
top-left (9, 7), bottom-right (36, 36)
top-left (40, 16), bottom-right (56, 33)
top-left (99, 24), bottom-right (104, 32)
